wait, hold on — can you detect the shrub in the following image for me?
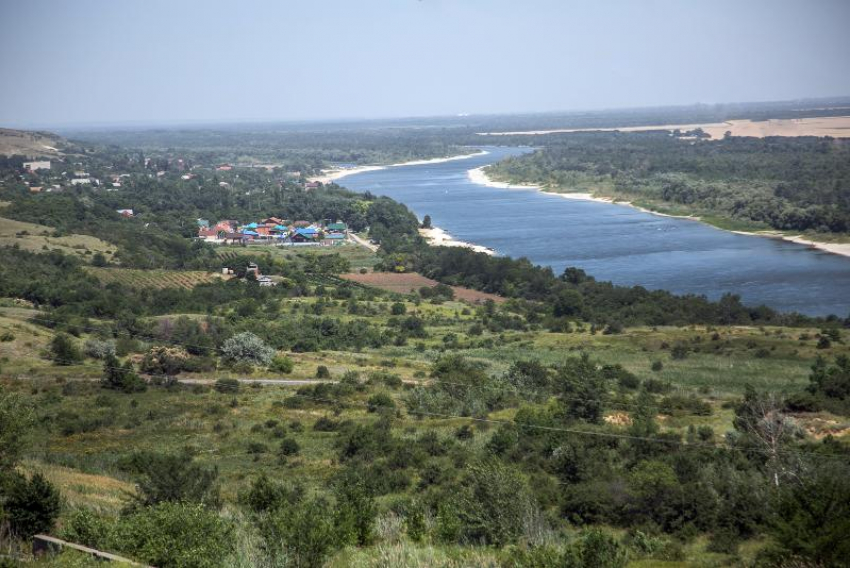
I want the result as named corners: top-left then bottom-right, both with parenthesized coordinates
top-left (240, 474), bottom-right (303, 514)
top-left (214, 378), bottom-right (240, 394)
top-left (112, 502), bottom-right (233, 568)
top-left (367, 392), bottom-right (396, 413)
top-left (261, 497), bottom-right (339, 568)
top-left (456, 460), bottom-right (534, 546)
top-left (3, 472), bottom-right (61, 539)
top-left (50, 333), bottom-right (82, 365)
top-left (391, 302), bottom-right (406, 315)
top-left (221, 332), bottom-right (274, 367)
top-left (140, 346), bottom-right (191, 375)
top-left (651, 360), bottom-right (664, 372)
top-left (269, 355), bottom-right (294, 374)
top-left (120, 451), bottom-right (220, 509)
top-left (84, 338), bottom-right (116, 360)
top-left (279, 437), bottom-right (301, 456)
top-left (578, 529), bottom-right (629, 568)
top-left (670, 344), bottom-right (689, 360)
top-left (316, 365), bottom-right (331, 379)
top-left (101, 354), bottom-right (146, 393)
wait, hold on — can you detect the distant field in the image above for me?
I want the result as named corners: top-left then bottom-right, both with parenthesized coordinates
top-left (85, 267), bottom-right (229, 289)
top-left (480, 114), bottom-right (850, 139)
top-left (0, 215), bottom-right (115, 261)
top-left (341, 271), bottom-right (506, 304)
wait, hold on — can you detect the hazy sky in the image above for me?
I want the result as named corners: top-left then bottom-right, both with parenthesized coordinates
top-left (2, 0), bottom-right (849, 127)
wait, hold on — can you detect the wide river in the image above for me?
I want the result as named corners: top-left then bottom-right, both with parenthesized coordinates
top-left (340, 146), bottom-right (850, 317)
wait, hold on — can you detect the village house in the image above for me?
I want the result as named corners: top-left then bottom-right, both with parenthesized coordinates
top-left (23, 160), bottom-right (51, 171)
top-left (116, 209), bottom-right (134, 217)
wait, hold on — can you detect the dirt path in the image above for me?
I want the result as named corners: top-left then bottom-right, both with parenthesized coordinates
top-left (348, 233), bottom-right (379, 252)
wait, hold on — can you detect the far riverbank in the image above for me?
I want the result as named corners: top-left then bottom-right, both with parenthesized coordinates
top-left (468, 166), bottom-right (850, 259)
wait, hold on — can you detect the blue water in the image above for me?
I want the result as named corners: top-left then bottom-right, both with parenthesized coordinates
top-left (340, 147), bottom-right (850, 317)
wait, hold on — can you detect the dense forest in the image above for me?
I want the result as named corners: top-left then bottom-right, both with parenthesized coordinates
top-left (486, 132), bottom-right (850, 234)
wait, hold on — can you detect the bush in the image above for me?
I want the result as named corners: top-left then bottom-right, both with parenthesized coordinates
top-left (316, 365), bottom-right (331, 379)
top-left (651, 360), bottom-right (664, 372)
top-left (221, 332), bottom-right (274, 367)
top-left (102, 354), bottom-right (146, 393)
top-left (367, 392), bottom-right (396, 413)
top-left (279, 437), bottom-right (301, 457)
top-left (140, 346), bottom-right (191, 375)
top-left (670, 344), bottom-right (689, 360)
top-left (112, 502), bottom-right (233, 568)
top-left (240, 474), bottom-right (303, 513)
top-left (456, 460), bottom-right (534, 546)
top-left (578, 529), bottom-right (629, 568)
top-left (50, 333), bottom-right (82, 365)
top-left (120, 451), bottom-right (220, 509)
top-left (391, 302), bottom-right (407, 315)
top-left (84, 338), bottom-right (116, 359)
top-left (214, 378), bottom-right (240, 394)
top-left (269, 355), bottom-right (294, 374)
top-left (2, 472), bottom-right (61, 538)
top-left (261, 496), bottom-right (339, 568)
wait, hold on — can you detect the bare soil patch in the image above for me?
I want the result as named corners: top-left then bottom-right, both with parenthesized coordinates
top-left (340, 272), bottom-right (505, 304)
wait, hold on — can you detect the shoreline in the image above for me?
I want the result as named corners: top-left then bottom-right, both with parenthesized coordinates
top-left (310, 150), bottom-right (488, 184)
top-left (418, 226), bottom-right (495, 256)
top-left (467, 166), bottom-right (850, 259)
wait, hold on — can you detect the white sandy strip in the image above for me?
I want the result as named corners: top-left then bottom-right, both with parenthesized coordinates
top-left (310, 150), bottom-right (488, 184)
top-left (419, 226), bottom-right (494, 255)
top-left (388, 150), bottom-right (488, 167)
top-left (476, 116), bottom-right (850, 140)
top-left (468, 166), bottom-right (850, 259)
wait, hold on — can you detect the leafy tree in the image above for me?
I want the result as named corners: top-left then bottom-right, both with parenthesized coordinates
top-left (221, 332), bottom-right (274, 367)
top-left (333, 471), bottom-right (377, 546)
top-left (0, 392), bottom-right (33, 472)
top-left (84, 338), bottom-right (116, 359)
top-left (555, 353), bottom-right (608, 424)
top-left (457, 460), bottom-right (534, 546)
top-left (102, 354), bottom-right (146, 393)
top-left (2, 472), bottom-right (61, 539)
top-left (50, 332), bottom-right (82, 365)
top-left (240, 474), bottom-right (303, 514)
top-left (761, 462), bottom-right (850, 567)
top-left (553, 288), bottom-right (584, 318)
top-left (261, 496), bottom-right (339, 568)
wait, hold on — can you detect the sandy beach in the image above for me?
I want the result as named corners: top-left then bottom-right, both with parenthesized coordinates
top-left (468, 165), bottom-right (850, 259)
top-left (310, 150), bottom-right (488, 184)
top-left (419, 226), bottom-right (494, 255)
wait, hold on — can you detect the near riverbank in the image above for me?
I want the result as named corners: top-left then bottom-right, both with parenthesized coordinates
top-left (419, 226), bottom-right (494, 255)
top-left (468, 165), bottom-right (850, 259)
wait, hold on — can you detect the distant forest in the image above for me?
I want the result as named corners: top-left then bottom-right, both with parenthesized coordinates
top-left (486, 132), bottom-right (850, 234)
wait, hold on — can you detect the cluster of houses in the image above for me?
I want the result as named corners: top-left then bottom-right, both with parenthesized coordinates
top-left (197, 217), bottom-right (349, 247)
